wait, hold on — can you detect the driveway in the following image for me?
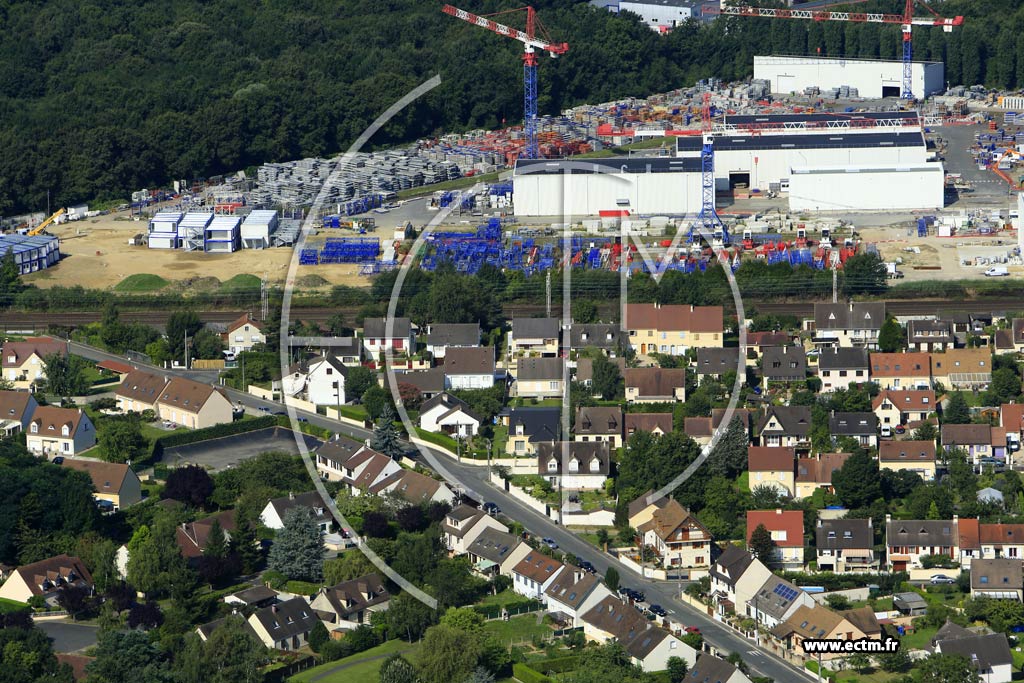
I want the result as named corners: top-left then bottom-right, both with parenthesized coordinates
top-left (162, 426), bottom-right (322, 471)
top-left (37, 621), bottom-right (99, 653)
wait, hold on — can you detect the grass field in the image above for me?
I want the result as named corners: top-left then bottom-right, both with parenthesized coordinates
top-left (113, 273), bottom-right (170, 292)
top-left (220, 273), bottom-right (262, 292)
top-left (477, 589), bottom-right (524, 607)
top-left (289, 639), bottom-right (415, 683)
top-left (0, 598), bottom-right (28, 613)
top-left (483, 614), bottom-right (552, 645)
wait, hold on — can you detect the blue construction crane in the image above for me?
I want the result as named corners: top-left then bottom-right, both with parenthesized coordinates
top-left (443, 5), bottom-right (568, 159)
top-left (689, 94), bottom-right (728, 250)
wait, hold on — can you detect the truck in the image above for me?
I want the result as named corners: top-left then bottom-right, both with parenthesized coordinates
top-left (885, 262), bottom-right (904, 279)
top-left (985, 266), bottom-right (1009, 277)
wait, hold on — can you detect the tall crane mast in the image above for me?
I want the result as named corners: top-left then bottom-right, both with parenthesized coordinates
top-left (689, 92), bottom-right (728, 250)
top-left (442, 4), bottom-right (569, 159)
top-left (710, 0), bottom-right (963, 100)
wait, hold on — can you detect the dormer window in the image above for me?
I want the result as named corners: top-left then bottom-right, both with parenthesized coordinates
top-left (568, 458), bottom-right (579, 473)
top-left (61, 425), bottom-right (69, 436)
top-left (547, 459), bottom-right (558, 472)
top-left (30, 423), bottom-right (37, 433)
top-left (590, 459), bottom-right (600, 472)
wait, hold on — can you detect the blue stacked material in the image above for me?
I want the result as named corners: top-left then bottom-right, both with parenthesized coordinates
top-left (323, 216), bottom-right (341, 229)
top-left (299, 249), bottom-right (319, 265)
top-left (789, 248), bottom-right (812, 266)
top-left (917, 217), bottom-right (928, 237)
top-left (319, 237), bottom-right (379, 264)
top-left (588, 247), bottom-right (602, 269)
top-left (439, 192), bottom-right (456, 208)
top-left (461, 195), bottom-right (475, 211)
top-left (343, 194), bottom-right (383, 216)
top-left (490, 183), bottom-right (513, 196)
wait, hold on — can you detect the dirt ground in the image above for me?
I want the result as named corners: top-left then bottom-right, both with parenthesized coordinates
top-left (24, 212), bottom-right (371, 291)
top-left (860, 225), bottom-right (1023, 281)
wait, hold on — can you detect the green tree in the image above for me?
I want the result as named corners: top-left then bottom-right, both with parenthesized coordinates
top-left (944, 392), bottom-right (971, 424)
top-left (370, 403), bottom-right (405, 459)
top-left (832, 450), bottom-right (882, 509)
top-left (877, 317), bottom-right (904, 353)
top-left (876, 647), bottom-right (912, 673)
top-left (192, 329), bottom-right (225, 360)
top-left (42, 353), bottom-right (90, 396)
top-left (324, 552), bottom-right (376, 584)
top-left (267, 506), bottom-right (325, 582)
top-left (166, 311), bottom-right (203, 363)
top-left (573, 300), bottom-right (598, 324)
top-left (379, 593), bottom-right (438, 642)
top-left (363, 385), bottom-right (392, 421)
top-left (177, 616), bottom-right (268, 683)
top-left (145, 338), bottom-right (172, 367)
top-left (97, 418), bottom-right (148, 464)
top-left (914, 421), bottom-right (938, 441)
top-left (847, 652), bottom-right (872, 674)
top-left (0, 248), bottom-right (22, 301)
top-left (440, 606), bottom-right (485, 632)
top-left (604, 566), bottom-right (620, 591)
top-left (346, 365), bottom-right (377, 399)
top-left (841, 252), bottom-right (887, 297)
top-left (85, 629), bottom-right (173, 683)
top-left (748, 523), bottom-right (776, 564)
top-left (416, 624), bottom-right (483, 683)
top-left (591, 355), bottom-right (623, 401)
top-left (916, 653), bottom-right (977, 683)
top-left (705, 415), bottom-right (748, 479)
top-left (990, 367), bottom-right (1021, 404)
top-left (666, 656), bottom-right (688, 683)
top-left (379, 654), bottom-right (420, 683)
top-left (308, 620), bottom-right (329, 653)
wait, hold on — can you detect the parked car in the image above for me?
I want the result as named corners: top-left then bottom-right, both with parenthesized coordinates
top-left (483, 502), bottom-right (501, 515)
top-left (52, 456), bottom-right (64, 465)
top-left (894, 425), bottom-right (906, 435)
top-left (648, 604), bottom-right (667, 617)
top-left (985, 266), bottom-right (1009, 277)
top-left (930, 574), bottom-right (956, 585)
top-left (685, 626), bottom-right (701, 634)
top-left (542, 537), bottom-right (558, 549)
top-left (579, 561), bottom-right (596, 574)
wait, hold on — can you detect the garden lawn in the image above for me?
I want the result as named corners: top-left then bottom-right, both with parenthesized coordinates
top-left (483, 614), bottom-right (551, 645)
top-left (477, 589), bottom-right (524, 607)
top-left (289, 639), bottom-right (415, 683)
top-left (0, 598), bottom-right (27, 613)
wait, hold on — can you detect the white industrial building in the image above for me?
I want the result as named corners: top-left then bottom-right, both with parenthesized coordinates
top-left (513, 158), bottom-right (703, 217)
top-left (618, 0), bottom-right (701, 32)
top-left (148, 211), bottom-right (183, 249)
top-left (753, 55), bottom-right (944, 99)
top-left (205, 216), bottom-right (242, 253)
top-left (789, 163), bottom-right (945, 211)
top-left (179, 212), bottom-right (213, 251)
top-left (241, 210), bottom-right (278, 249)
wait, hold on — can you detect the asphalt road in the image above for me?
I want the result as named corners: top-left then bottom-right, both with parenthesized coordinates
top-left (162, 426), bottom-right (323, 471)
top-left (67, 340), bottom-right (809, 681)
top-left (36, 621), bottom-right (99, 653)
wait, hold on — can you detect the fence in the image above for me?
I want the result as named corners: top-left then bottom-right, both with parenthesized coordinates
top-left (262, 655), bottom-right (317, 683)
top-left (191, 359), bottom-right (225, 370)
top-left (473, 599), bottom-right (544, 619)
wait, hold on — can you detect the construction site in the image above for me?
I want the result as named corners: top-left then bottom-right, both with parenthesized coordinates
top-left (9, 2), bottom-right (1024, 291)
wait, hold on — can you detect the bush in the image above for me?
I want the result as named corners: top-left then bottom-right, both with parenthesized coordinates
top-left (412, 428), bottom-right (461, 454)
top-left (533, 655), bottom-right (580, 675)
top-left (261, 570), bottom-right (287, 589)
top-left (512, 663), bottom-right (552, 683)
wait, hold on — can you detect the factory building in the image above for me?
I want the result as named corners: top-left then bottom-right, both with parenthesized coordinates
top-left (148, 212), bottom-right (183, 249)
top-left (789, 164), bottom-right (945, 211)
top-left (753, 55), bottom-right (944, 99)
top-left (205, 216), bottom-right (242, 253)
top-left (512, 158), bottom-right (703, 217)
top-left (0, 234), bottom-right (60, 274)
top-left (618, 0), bottom-right (702, 32)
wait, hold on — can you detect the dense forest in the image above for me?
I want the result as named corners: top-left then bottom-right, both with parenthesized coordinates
top-left (0, 0), bottom-right (1016, 214)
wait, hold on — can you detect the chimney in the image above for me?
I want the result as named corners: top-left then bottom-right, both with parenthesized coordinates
top-left (775, 508), bottom-right (783, 515)
top-left (288, 491), bottom-right (295, 500)
top-left (271, 605), bottom-right (278, 613)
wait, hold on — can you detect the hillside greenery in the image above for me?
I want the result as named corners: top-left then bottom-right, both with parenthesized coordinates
top-left (0, 0), bottom-right (1011, 215)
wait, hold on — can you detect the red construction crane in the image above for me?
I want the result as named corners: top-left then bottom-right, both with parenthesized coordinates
top-left (442, 4), bottom-right (569, 159)
top-left (708, 0), bottom-right (963, 100)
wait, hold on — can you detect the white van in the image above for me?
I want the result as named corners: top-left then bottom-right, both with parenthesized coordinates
top-left (985, 266), bottom-right (1009, 277)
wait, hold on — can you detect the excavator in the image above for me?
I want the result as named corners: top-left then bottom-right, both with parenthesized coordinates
top-left (27, 208), bottom-right (65, 236)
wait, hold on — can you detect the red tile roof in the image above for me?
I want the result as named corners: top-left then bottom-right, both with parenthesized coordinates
top-left (1002, 403), bottom-right (1024, 432)
top-left (878, 440), bottom-right (936, 462)
top-left (746, 510), bottom-right (804, 548)
top-left (958, 518), bottom-right (979, 551)
top-left (96, 360), bottom-right (135, 375)
top-left (872, 390), bottom-right (936, 414)
top-left (979, 523), bottom-right (1024, 545)
top-left (624, 304), bottom-right (723, 333)
top-left (869, 352), bottom-right (931, 378)
top-left (748, 446), bottom-right (796, 472)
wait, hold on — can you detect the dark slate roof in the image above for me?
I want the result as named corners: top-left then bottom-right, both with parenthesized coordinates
top-left (757, 406), bottom-right (812, 438)
top-left (687, 654), bottom-right (740, 683)
top-left (814, 303), bottom-right (886, 331)
top-left (581, 595), bottom-right (672, 661)
top-left (425, 323), bottom-right (480, 347)
top-left (818, 347), bottom-right (869, 370)
top-left (908, 319), bottom-right (954, 342)
top-left (696, 347), bottom-right (740, 375)
top-left (752, 576), bottom-right (805, 620)
top-left (536, 442), bottom-right (611, 476)
top-left (389, 368), bottom-right (445, 394)
top-left (363, 317), bottom-right (411, 338)
top-left (267, 491), bottom-right (331, 525)
top-left (816, 519), bottom-right (873, 549)
top-left (678, 131), bottom-right (924, 153)
top-left (829, 412), bottom-right (878, 436)
top-left (517, 357), bottom-right (564, 381)
top-left (545, 568), bottom-right (601, 610)
top-left (886, 519), bottom-right (956, 548)
top-left (936, 632), bottom-right (1013, 668)
top-left (251, 597), bottom-right (320, 641)
top-left (761, 345), bottom-right (806, 379)
top-left (970, 558), bottom-right (1023, 593)
top-left (575, 406), bottom-right (623, 436)
top-left (570, 324), bottom-right (622, 350)
top-left (511, 317), bottom-right (561, 339)
top-left (467, 528), bottom-right (523, 565)
top-left (709, 545), bottom-right (755, 587)
top-left (508, 407), bottom-right (561, 443)
top-left (726, 111), bottom-right (919, 125)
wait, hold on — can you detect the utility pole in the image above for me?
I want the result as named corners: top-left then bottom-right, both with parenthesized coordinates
top-left (184, 331), bottom-right (190, 370)
top-left (832, 266), bottom-right (838, 304)
top-left (545, 271), bottom-right (551, 318)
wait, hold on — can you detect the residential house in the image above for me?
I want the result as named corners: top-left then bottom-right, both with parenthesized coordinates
top-left (878, 441), bottom-right (937, 481)
top-left (625, 413), bottom-right (673, 438)
top-left (0, 554), bottom-right (93, 605)
top-left (942, 423), bottom-right (1003, 466)
top-left (684, 416), bottom-right (715, 446)
top-left (441, 504), bottom-right (508, 556)
top-left (260, 491), bottom-right (333, 533)
top-left (907, 319), bottom-right (954, 352)
top-left (576, 357), bottom-right (627, 389)
top-left (310, 573), bottom-right (389, 631)
top-left (512, 552), bottom-right (565, 601)
top-left (544, 566), bottom-right (613, 628)
top-left (817, 347), bottom-right (870, 393)
top-left (624, 367), bottom-right (686, 404)
top-left (388, 368), bottom-right (445, 400)
top-left (709, 545), bottom-right (772, 618)
top-left (812, 302), bottom-right (886, 349)
top-left (581, 595), bottom-right (697, 671)
top-left (746, 509), bottom-right (805, 570)
top-left (970, 559), bottom-right (1023, 600)
top-left (974, 522), bottom-right (1024, 562)
top-left (995, 328), bottom-right (1015, 354)
top-left (1000, 402), bottom-right (1024, 453)
top-left (1, 337), bottom-right (67, 389)
top-left (885, 515), bottom-right (959, 571)
top-left (695, 347), bottom-right (740, 382)
top-left (756, 406), bottom-right (812, 449)
top-left (26, 407), bottom-right (95, 456)
top-left (815, 519), bottom-right (878, 573)
top-left (514, 358), bottom-right (564, 399)
top-left (574, 406), bottom-right (623, 448)
top-left (537, 442), bottom-right (611, 490)
top-left (362, 317), bottom-right (415, 358)
top-left (287, 337), bottom-right (362, 366)
top-left (246, 597), bottom-right (320, 651)
top-left (869, 352), bottom-right (932, 390)
top-left (1001, 318), bottom-right (1024, 353)
top-left (505, 407), bottom-right (561, 457)
top-left (570, 323), bottom-right (622, 356)
top-left (761, 345), bottom-right (807, 389)
top-left (624, 303), bottom-right (724, 356)
top-left (223, 585), bottom-right (279, 609)
top-left (61, 460), bottom-right (142, 511)
top-left (305, 356), bottom-right (347, 406)
top-left (509, 318), bottom-right (561, 357)
top-left (418, 392), bottom-right (481, 437)
top-left (930, 348), bottom-right (992, 389)
top-left (0, 390), bottom-right (37, 434)
top-left (224, 314), bottom-right (266, 354)
top-left (829, 412), bottom-right (879, 448)
top-left (367, 469), bottom-right (454, 506)
top-left (794, 453), bottom-right (851, 500)
top-left (314, 442), bottom-right (401, 490)
top-left (156, 377), bottom-right (233, 429)
top-left (636, 499), bottom-right (715, 579)
top-left (444, 347), bottom-right (495, 390)
top-left (770, 604), bottom-right (872, 661)
top-left (932, 625), bottom-right (1013, 683)
top-left (842, 606), bottom-right (883, 639)
top-left (872, 389), bottom-right (936, 431)
top-left (687, 655), bottom-right (753, 683)
top-left (176, 510), bottom-right (236, 560)
top-left (893, 592), bottom-right (929, 616)
top-left (745, 332), bottom-right (793, 363)
top-left (746, 575), bottom-right (814, 628)
top-left (747, 447), bottom-right (796, 497)
top-left (466, 528), bottom-right (532, 577)
top-left (425, 323), bottom-right (480, 359)
top-left (115, 370), bottom-right (168, 414)
top-left (627, 490), bottom-right (670, 531)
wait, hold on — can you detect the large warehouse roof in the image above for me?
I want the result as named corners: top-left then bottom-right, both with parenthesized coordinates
top-left (725, 111), bottom-right (919, 125)
top-left (676, 131), bottom-right (924, 153)
top-left (515, 157), bottom-right (701, 175)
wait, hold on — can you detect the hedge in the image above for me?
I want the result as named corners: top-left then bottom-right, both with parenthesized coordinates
top-left (413, 427), bottom-right (460, 453)
top-left (530, 655), bottom-right (581, 675)
top-left (512, 663), bottom-right (551, 683)
top-left (780, 570), bottom-right (907, 594)
top-left (473, 599), bottom-right (543, 619)
top-left (149, 415), bottom-right (280, 462)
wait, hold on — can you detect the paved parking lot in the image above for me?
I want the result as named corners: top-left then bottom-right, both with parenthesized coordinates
top-left (37, 621), bottom-right (98, 653)
top-left (162, 427), bottom-right (323, 471)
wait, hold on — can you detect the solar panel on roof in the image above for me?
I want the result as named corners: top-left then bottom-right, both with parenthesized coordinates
top-left (773, 583), bottom-right (799, 601)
